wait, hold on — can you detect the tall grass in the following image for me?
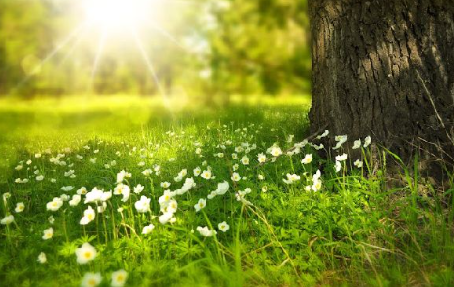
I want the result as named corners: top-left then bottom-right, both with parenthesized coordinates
top-left (0, 96), bottom-right (452, 287)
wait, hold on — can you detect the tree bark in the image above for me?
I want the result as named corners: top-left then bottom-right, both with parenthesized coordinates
top-left (309, 0), bottom-right (454, 164)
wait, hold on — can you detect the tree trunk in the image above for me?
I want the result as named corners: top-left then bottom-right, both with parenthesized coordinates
top-left (309, 0), bottom-right (454, 164)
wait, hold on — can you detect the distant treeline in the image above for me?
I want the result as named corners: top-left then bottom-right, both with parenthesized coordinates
top-left (0, 0), bottom-right (311, 97)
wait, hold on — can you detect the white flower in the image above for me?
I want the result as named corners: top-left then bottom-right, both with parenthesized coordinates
top-left (201, 170), bottom-right (212, 180)
top-left (42, 227), bottom-right (53, 240)
top-left (15, 202), bottom-right (25, 213)
top-left (134, 196), bottom-right (151, 213)
top-left (80, 206), bottom-right (96, 225)
top-left (316, 129), bottom-right (329, 140)
top-left (352, 139), bottom-right (361, 149)
top-left (335, 153), bottom-right (348, 161)
top-left (196, 226), bottom-right (217, 237)
top-left (77, 187), bottom-right (88, 195)
top-left (114, 184), bottom-right (130, 202)
top-left (235, 146), bottom-right (244, 153)
top-left (116, 170), bottom-right (131, 183)
top-left (269, 146), bottom-right (283, 157)
top-left (232, 164), bottom-right (239, 171)
top-left (69, 195), bottom-right (81, 206)
top-left (207, 181), bottom-right (230, 199)
top-left (15, 178), bottom-right (29, 184)
top-left (142, 224), bottom-right (155, 235)
top-left (283, 173), bottom-right (301, 184)
top-left (97, 202), bottom-right (107, 213)
top-left (1, 215), bottom-right (14, 225)
top-left (257, 153), bottom-right (266, 163)
top-left (195, 147), bottom-right (202, 155)
top-left (46, 197), bottom-right (63, 211)
top-left (301, 154), bottom-right (313, 164)
top-left (332, 135), bottom-right (348, 150)
top-left (84, 188), bottom-right (104, 204)
top-left (48, 215), bottom-right (55, 224)
top-left (173, 177), bottom-right (196, 196)
top-left (159, 212), bottom-right (175, 224)
top-left (354, 159), bottom-right (363, 168)
top-left (159, 190), bottom-right (175, 205)
top-left (193, 167), bottom-right (201, 177)
top-left (61, 186), bottom-right (74, 192)
top-left (363, 136), bottom-right (372, 148)
top-left (241, 156), bottom-right (249, 165)
top-left (142, 169), bottom-right (153, 176)
top-left (133, 184), bottom-right (144, 194)
top-left (81, 272), bottom-right (102, 287)
top-left (335, 161), bottom-right (342, 173)
top-left (312, 179), bottom-right (322, 192)
top-left (312, 170), bottom-right (321, 182)
top-left (311, 143), bottom-right (324, 150)
top-left (75, 242), bottom-right (97, 265)
top-left (218, 221), bottom-right (230, 232)
top-left (36, 175), bottom-right (44, 181)
top-left (64, 170), bottom-right (75, 177)
top-left (258, 174), bottom-right (265, 180)
top-left (111, 269), bottom-right (128, 287)
top-left (2, 192), bottom-right (11, 201)
top-left (231, 172), bottom-right (241, 182)
top-left (15, 165), bottom-right (23, 171)
top-left (37, 252), bottom-right (47, 264)
top-left (194, 198), bottom-right (206, 212)
top-left (231, 153), bottom-right (238, 160)
top-left (160, 182), bottom-right (171, 189)
top-left (166, 200), bottom-right (178, 214)
top-left (101, 191), bottom-right (112, 202)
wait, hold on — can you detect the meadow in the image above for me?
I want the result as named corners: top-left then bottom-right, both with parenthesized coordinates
top-left (1, 96), bottom-right (453, 287)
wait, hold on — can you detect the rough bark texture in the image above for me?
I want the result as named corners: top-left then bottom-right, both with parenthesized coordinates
top-left (309, 0), bottom-right (454, 164)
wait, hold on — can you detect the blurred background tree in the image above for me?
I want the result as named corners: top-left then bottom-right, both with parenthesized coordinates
top-left (0, 0), bottom-right (310, 101)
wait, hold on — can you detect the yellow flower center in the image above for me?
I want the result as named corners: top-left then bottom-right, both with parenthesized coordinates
top-left (84, 251), bottom-right (92, 259)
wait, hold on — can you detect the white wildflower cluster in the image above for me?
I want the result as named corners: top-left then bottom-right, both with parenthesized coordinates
top-left (158, 177), bottom-right (196, 224)
top-left (2, 125), bottom-right (377, 286)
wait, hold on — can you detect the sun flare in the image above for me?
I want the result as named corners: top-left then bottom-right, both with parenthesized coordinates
top-left (84, 0), bottom-right (149, 30)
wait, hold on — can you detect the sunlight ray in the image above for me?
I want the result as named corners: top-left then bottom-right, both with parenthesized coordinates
top-left (131, 28), bottom-right (166, 97)
top-left (15, 23), bottom-right (88, 89)
top-left (57, 28), bottom-right (88, 67)
top-left (142, 21), bottom-right (187, 52)
top-left (89, 29), bottom-right (108, 91)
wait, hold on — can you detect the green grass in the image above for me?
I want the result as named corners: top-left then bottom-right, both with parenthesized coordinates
top-left (0, 96), bottom-right (453, 287)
